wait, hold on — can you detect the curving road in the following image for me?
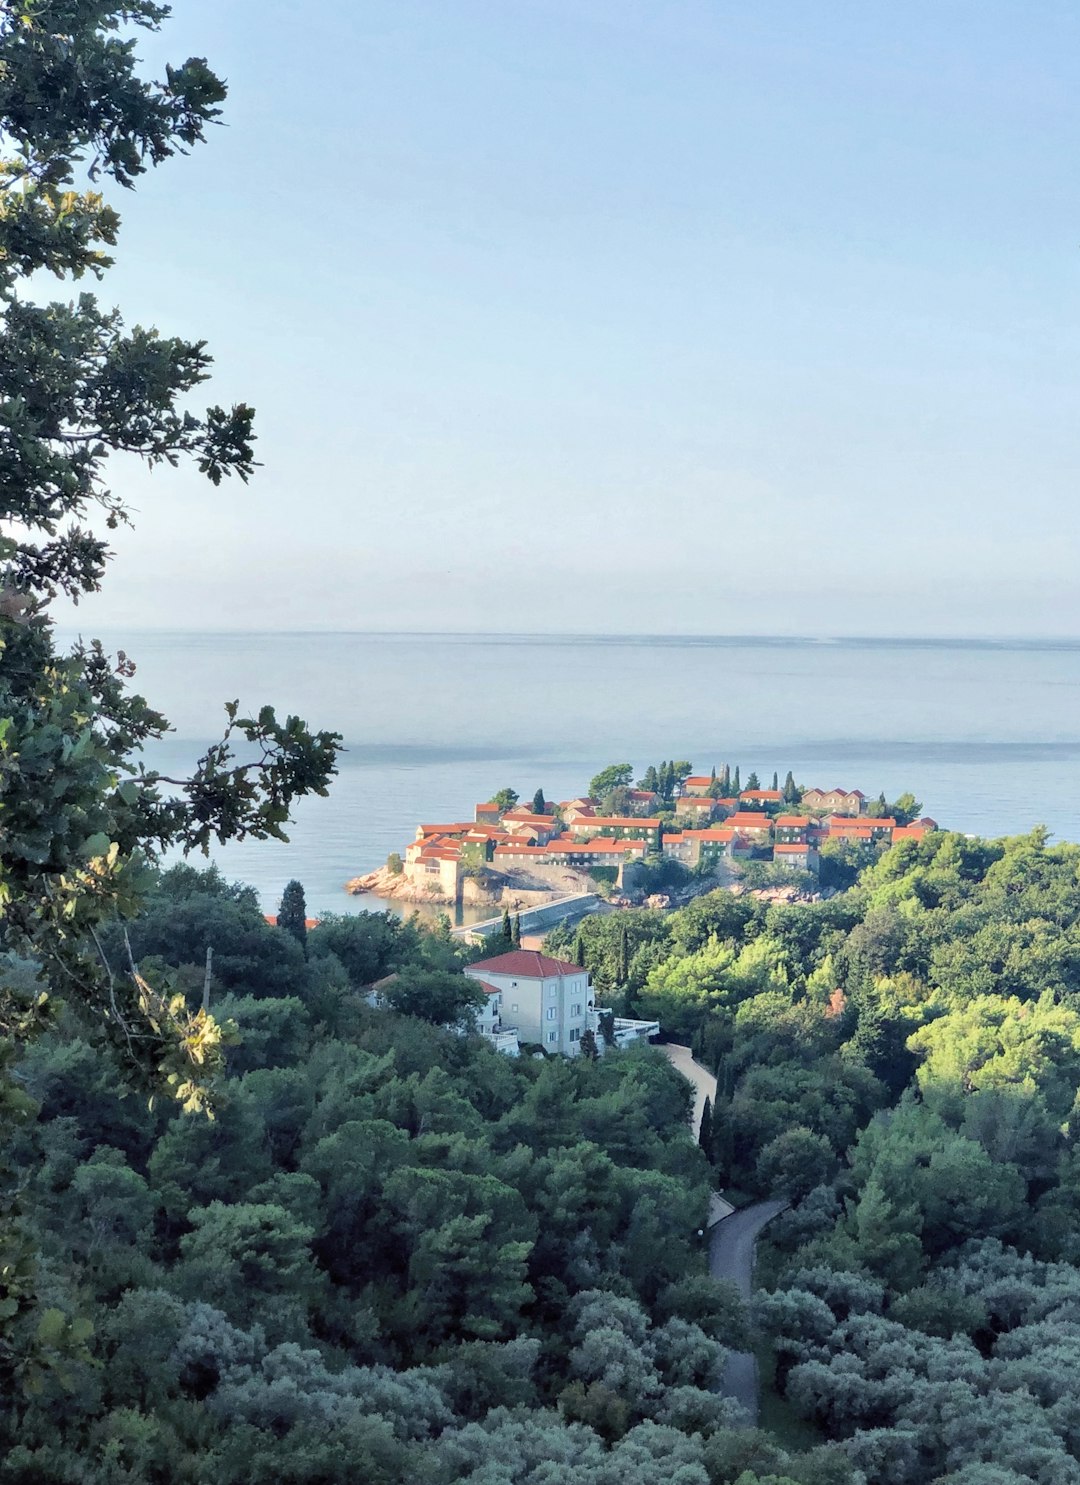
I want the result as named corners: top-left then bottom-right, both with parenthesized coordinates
top-left (709, 1198), bottom-right (787, 1422)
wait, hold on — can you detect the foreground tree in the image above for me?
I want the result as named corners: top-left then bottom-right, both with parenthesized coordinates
top-left (0, 1), bottom-right (340, 1379)
top-left (0, 0), bottom-right (340, 1094)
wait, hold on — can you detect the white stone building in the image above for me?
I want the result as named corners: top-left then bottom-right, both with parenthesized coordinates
top-left (464, 949), bottom-right (658, 1057)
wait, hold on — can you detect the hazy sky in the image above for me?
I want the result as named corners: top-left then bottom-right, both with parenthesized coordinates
top-left (54, 0), bottom-right (1080, 636)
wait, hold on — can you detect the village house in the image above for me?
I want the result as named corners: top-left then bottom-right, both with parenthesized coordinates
top-left (774, 814), bottom-right (811, 843)
top-left (491, 836), bottom-right (650, 875)
top-left (662, 826), bottom-right (735, 868)
top-left (682, 775), bottom-right (715, 796)
top-left (464, 949), bottom-right (658, 1056)
top-left (826, 815), bottom-right (896, 843)
top-left (739, 789), bottom-right (783, 808)
top-left (773, 842), bottom-right (821, 873)
top-left (626, 789), bottom-right (659, 815)
top-left (474, 802), bottom-right (502, 824)
top-left (500, 810), bottom-right (562, 843)
top-left (802, 787), bottom-right (866, 816)
top-left (674, 795), bottom-right (716, 821)
top-left (559, 798), bottom-right (597, 820)
top-left (724, 812), bottom-right (773, 842)
top-left (403, 838), bottom-right (462, 895)
top-left (567, 815), bottom-right (662, 844)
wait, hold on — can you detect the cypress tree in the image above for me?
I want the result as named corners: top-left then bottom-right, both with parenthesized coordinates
top-left (278, 880), bottom-right (308, 956)
top-left (698, 1096), bottom-right (714, 1160)
top-left (783, 770), bottom-right (798, 803)
top-left (502, 906), bottom-right (512, 942)
top-left (719, 764), bottom-right (731, 795)
top-left (532, 788), bottom-right (546, 814)
top-left (579, 1027), bottom-right (600, 1061)
top-left (512, 912), bottom-right (522, 947)
top-left (771, 771), bottom-right (779, 791)
top-left (710, 1102), bottom-right (733, 1173)
top-left (618, 923), bottom-right (630, 982)
top-left (572, 930), bottom-right (585, 966)
top-left (733, 765), bottom-right (741, 795)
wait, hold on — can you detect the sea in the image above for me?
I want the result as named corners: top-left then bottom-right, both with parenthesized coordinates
top-left (62, 630), bottom-right (1080, 918)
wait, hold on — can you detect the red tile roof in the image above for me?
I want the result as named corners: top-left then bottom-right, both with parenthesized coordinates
top-left (683, 827), bottom-right (735, 840)
top-left (684, 776), bottom-right (713, 787)
top-left (264, 915), bottom-right (320, 929)
top-left (573, 815), bottom-right (660, 829)
top-left (467, 950), bottom-right (584, 979)
top-left (741, 790), bottom-right (783, 801)
top-left (725, 813), bottom-right (772, 829)
top-left (775, 815), bottom-right (811, 826)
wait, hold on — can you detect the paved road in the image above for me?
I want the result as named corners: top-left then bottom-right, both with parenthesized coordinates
top-left (662, 1044), bottom-right (735, 1221)
top-left (661, 1042), bottom-right (717, 1136)
top-left (709, 1198), bottom-right (788, 1422)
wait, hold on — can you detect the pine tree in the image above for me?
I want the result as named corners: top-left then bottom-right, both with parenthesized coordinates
top-left (278, 880), bottom-right (308, 957)
top-left (512, 912), bottom-right (522, 947)
top-left (745, 771), bottom-right (760, 791)
top-left (639, 765), bottom-right (659, 792)
top-left (698, 1097), bottom-right (714, 1160)
top-left (532, 788), bottom-right (546, 814)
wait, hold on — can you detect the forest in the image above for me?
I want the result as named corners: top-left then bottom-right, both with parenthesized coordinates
top-left (4, 828), bottom-right (1080, 1481)
top-left (1, 862), bottom-right (840, 1484)
top-left (549, 825), bottom-right (1080, 1484)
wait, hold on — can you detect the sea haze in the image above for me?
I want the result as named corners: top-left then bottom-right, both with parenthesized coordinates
top-left (61, 630), bottom-right (1080, 914)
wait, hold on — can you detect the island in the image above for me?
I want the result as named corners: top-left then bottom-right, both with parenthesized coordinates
top-left (347, 761), bottom-right (937, 912)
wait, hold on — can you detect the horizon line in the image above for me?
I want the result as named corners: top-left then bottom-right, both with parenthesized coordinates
top-left (49, 625), bottom-right (1080, 648)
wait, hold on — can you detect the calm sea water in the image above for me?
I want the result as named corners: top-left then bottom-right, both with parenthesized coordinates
top-left (63, 631), bottom-right (1080, 915)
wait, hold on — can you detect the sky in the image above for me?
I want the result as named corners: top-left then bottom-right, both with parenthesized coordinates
top-left (51, 0), bottom-right (1080, 636)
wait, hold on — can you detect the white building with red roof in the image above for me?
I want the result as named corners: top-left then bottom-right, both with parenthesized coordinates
top-left (465, 950), bottom-right (593, 1055)
top-left (464, 949), bottom-right (658, 1056)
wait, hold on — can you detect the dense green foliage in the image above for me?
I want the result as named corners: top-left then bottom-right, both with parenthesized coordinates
top-left (0, 865), bottom-right (858, 1483)
top-left (554, 827), bottom-right (1080, 1481)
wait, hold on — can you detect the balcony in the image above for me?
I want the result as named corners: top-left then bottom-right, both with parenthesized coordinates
top-left (480, 1021), bottom-right (521, 1057)
top-left (590, 1007), bottom-right (661, 1049)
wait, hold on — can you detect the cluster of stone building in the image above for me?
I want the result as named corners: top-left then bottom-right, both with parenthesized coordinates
top-left (401, 776), bottom-right (938, 895)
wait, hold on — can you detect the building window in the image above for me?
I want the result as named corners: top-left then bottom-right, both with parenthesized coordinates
top-left (569, 1028), bottom-right (580, 1042)
top-left (511, 1003), bottom-right (518, 1012)
top-left (571, 1004), bottom-right (581, 1017)
top-left (547, 1031), bottom-right (557, 1043)
top-left (546, 1007), bottom-right (557, 1020)
top-left (548, 985), bottom-right (557, 999)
